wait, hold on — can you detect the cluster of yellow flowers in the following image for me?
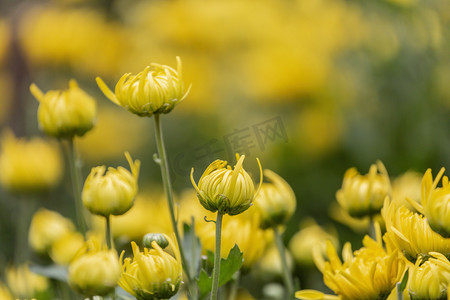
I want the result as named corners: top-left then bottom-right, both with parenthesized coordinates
top-left (296, 163), bottom-right (450, 300)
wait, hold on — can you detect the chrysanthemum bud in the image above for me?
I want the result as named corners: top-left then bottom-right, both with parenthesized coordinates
top-left (254, 169), bottom-right (296, 229)
top-left (143, 233), bottom-right (169, 249)
top-left (336, 161), bottom-right (391, 218)
top-left (190, 154), bottom-right (262, 216)
top-left (30, 80), bottom-right (96, 138)
top-left (82, 152), bottom-right (140, 217)
top-left (0, 130), bottom-right (63, 194)
top-left (68, 238), bottom-right (121, 297)
top-left (119, 234), bottom-right (182, 300)
top-left (6, 264), bottom-right (49, 300)
top-left (96, 57), bottom-right (190, 117)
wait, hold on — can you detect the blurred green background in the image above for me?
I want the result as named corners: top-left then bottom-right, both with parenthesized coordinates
top-left (0, 0), bottom-right (449, 295)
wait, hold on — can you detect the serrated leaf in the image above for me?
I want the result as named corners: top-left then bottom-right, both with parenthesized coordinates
top-left (29, 264), bottom-right (68, 282)
top-left (197, 244), bottom-right (243, 298)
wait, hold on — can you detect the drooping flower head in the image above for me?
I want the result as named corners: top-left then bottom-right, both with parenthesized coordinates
top-left (118, 233), bottom-right (182, 300)
top-left (30, 79), bottom-right (96, 138)
top-left (68, 237), bottom-right (121, 297)
top-left (82, 152), bottom-right (140, 217)
top-left (408, 252), bottom-right (450, 300)
top-left (408, 168), bottom-right (450, 238)
top-left (190, 154), bottom-right (262, 215)
top-left (96, 57), bottom-right (190, 117)
top-left (296, 224), bottom-right (405, 300)
top-left (336, 161), bottom-right (391, 218)
top-left (254, 169), bottom-right (296, 229)
top-left (0, 130), bottom-right (63, 193)
top-left (382, 197), bottom-right (450, 262)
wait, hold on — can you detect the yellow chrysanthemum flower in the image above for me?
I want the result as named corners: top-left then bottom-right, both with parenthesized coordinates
top-left (191, 154), bottom-right (262, 215)
top-left (28, 208), bottom-right (75, 254)
top-left (296, 225), bottom-right (405, 300)
top-left (96, 57), bottom-right (190, 117)
top-left (30, 79), bottom-right (97, 138)
top-left (391, 170), bottom-right (422, 210)
top-left (257, 244), bottom-right (294, 279)
top-left (382, 197), bottom-right (450, 262)
top-left (408, 252), bottom-right (450, 300)
top-left (336, 161), bottom-right (391, 218)
top-left (82, 152), bottom-right (140, 217)
top-left (254, 169), bottom-right (296, 229)
top-left (119, 234), bottom-right (183, 300)
top-left (0, 130), bottom-right (63, 193)
top-left (6, 264), bottom-right (49, 300)
top-left (289, 219), bottom-right (339, 267)
top-left (68, 237), bottom-right (121, 297)
top-left (408, 168), bottom-right (450, 238)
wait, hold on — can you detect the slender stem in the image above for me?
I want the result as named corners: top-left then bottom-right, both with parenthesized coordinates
top-left (153, 115), bottom-right (197, 299)
top-left (15, 196), bottom-right (34, 264)
top-left (211, 212), bottom-right (223, 300)
top-left (105, 215), bottom-right (113, 249)
top-left (66, 138), bottom-right (86, 235)
top-left (273, 226), bottom-right (294, 299)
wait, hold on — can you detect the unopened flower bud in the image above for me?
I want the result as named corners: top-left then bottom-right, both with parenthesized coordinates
top-left (254, 169), bottom-right (296, 229)
top-left (30, 80), bottom-right (96, 138)
top-left (336, 161), bottom-right (391, 218)
top-left (82, 152), bottom-right (140, 217)
top-left (96, 57), bottom-right (190, 117)
top-left (190, 154), bottom-right (262, 216)
top-left (143, 233), bottom-right (169, 249)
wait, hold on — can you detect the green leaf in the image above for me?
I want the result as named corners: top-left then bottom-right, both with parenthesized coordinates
top-left (182, 217), bottom-right (202, 279)
top-left (197, 244), bottom-right (244, 298)
top-left (29, 264), bottom-right (68, 282)
top-left (398, 269), bottom-right (409, 292)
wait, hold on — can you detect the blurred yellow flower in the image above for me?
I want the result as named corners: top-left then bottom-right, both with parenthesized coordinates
top-left (254, 169), bottom-right (296, 229)
top-left (30, 79), bottom-right (96, 138)
top-left (382, 198), bottom-right (450, 262)
top-left (0, 282), bottom-right (13, 300)
top-left (391, 170), bottom-right (422, 211)
top-left (50, 231), bottom-right (85, 265)
top-left (96, 57), bottom-right (190, 117)
top-left (412, 168), bottom-right (450, 238)
top-left (297, 230), bottom-right (405, 300)
top-left (197, 209), bottom-right (272, 268)
top-left (82, 152), bottom-right (140, 217)
top-left (119, 234), bottom-right (182, 300)
top-left (19, 6), bottom-right (125, 76)
top-left (191, 154), bottom-right (262, 215)
top-left (257, 244), bottom-right (293, 279)
top-left (28, 208), bottom-right (75, 254)
top-left (289, 219), bottom-right (339, 267)
top-left (336, 161), bottom-right (391, 218)
top-left (6, 264), bottom-right (48, 300)
top-left (408, 252), bottom-right (450, 300)
top-left (68, 237), bottom-right (121, 297)
top-left (0, 130), bottom-right (63, 193)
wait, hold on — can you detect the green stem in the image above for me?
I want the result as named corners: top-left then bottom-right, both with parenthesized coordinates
top-left (15, 196), bottom-right (34, 264)
top-left (66, 138), bottom-right (86, 236)
top-left (105, 215), bottom-right (113, 249)
top-left (396, 283), bottom-right (404, 300)
top-left (211, 212), bottom-right (223, 300)
top-left (153, 115), bottom-right (197, 299)
top-left (273, 226), bottom-right (294, 299)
